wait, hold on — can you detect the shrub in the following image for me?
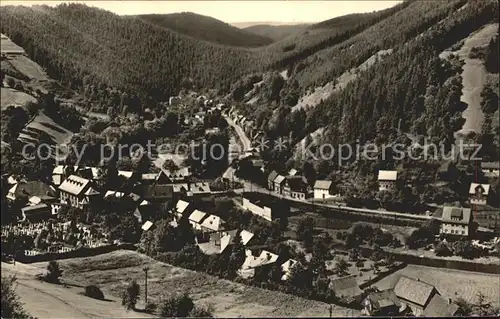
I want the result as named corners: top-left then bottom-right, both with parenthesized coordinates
top-left (121, 280), bottom-right (140, 310)
top-left (144, 302), bottom-right (157, 314)
top-left (45, 261), bottom-right (63, 283)
top-left (84, 285), bottom-right (105, 300)
top-left (158, 292), bottom-right (194, 317)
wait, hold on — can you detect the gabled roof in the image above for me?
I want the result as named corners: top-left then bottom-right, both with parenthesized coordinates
top-left (393, 276), bottom-right (435, 307)
top-left (118, 171), bottom-right (134, 179)
top-left (104, 190), bottom-right (125, 199)
top-left (364, 289), bottom-right (401, 310)
top-left (274, 175), bottom-right (286, 184)
top-left (84, 187), bottom-right (100, 196)
top-left (189, 210), bottom-right (207, 224)
top-left (469, 183), bottom-right (490, 195)
top-left (200, 214), bottom-right (225, 232)
top-left (268, 171), bottom-right (279, 182)
top-left (281, 259), bottom-right (298, 280)
top-left (142, 173), bottom-right (158, 181)
top-left (8, 181), bottom-right (53, 200)
top-left (378, 170), bottom-right (398, 181)
top-left (314, 180), bottom-right (332, 190)
top-left (141, 221), bottom-right (153, 231)
top-left (423, 294), bottom-right (459, 317)
top-left (330, 275), bottom-right (363, 298)
top-left (286, 177), bottom-right (308, 192)
top-left (59, 175), bottom-right (91, 196)
top-left (190, 182), bottom-right (211, 194)
top-left (441, 206), bottom-right (472, 225)
top-left (288, 168), bottom-right (298, 176)
top-left (242, 249), bottom-right (279, 269)
top-left (21, 203), bottom-right (49, 213)
top-left (143, 185), bottom-right (174, 199)
top-left (481, 162), bottom-right (499, 170)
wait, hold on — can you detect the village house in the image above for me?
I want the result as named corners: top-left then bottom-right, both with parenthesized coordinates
top-left (189, 182), bottom-right (212, 197)
top-left (378, 170), bottom-right (398, 191)
top-left (469, 183), bottom-right (491, 206)
top-left (6, 181), bottom-right (55, 203)
top-left (157, 167), bottom-right (191, 184)
top-left (313, 180), bottom-right (337, 200)
top-left (440, 206), bottom-right (473, 237)
top-left (393, 276), bottom-right (459, 317)
top-left (188, 209), bottom-right (208, 230)
top-left (141, 221), bottom-right (154, 231)
top-left (198, 229), bottom-right (254, 255)
top-left (28, 195), bottom-right (58, 206)
top-left (273, 174), bottom-right (286, 194)
top-left (200, 214), bottom-right (225, 233)
top-left (267, 171), bottom-right (279, 191)
top-left (288, 168), bottom-right (299, 176)
top-left (362, 289), bottom-right (403, 316)
top-left (481, 162), bottom-right (499, 178)
top-left (329, 275), bottom-right (364, 304)
top-left (283, 176), bottom-right (310, 200)
top-left (281, 259), bottom-right (298, 281)
top-left (142, 184), bottom-right (174, 202)
top-left (58, 175), bottom-right (100, 212)
top-left (238, 249), bottom-right (279, 279)
top-left (242, 197), bottom-right (273, 222)
top-left (174, 199), bottom-right (193, 220)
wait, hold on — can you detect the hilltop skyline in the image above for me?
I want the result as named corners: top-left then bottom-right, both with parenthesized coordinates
top-left (0, 1), bottom-right (402, 24)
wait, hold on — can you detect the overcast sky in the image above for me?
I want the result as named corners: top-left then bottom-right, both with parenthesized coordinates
top-left (1, 1), bottom-right (402, 24)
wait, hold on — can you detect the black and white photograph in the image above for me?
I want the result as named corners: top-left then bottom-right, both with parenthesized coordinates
top-left (0, 0), bottom-right (499, 317)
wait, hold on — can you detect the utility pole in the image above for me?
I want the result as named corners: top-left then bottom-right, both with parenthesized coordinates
top-left (143, 266), bottom-right (149, 306)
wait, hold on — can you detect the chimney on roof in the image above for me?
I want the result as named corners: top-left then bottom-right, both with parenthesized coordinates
top-left (448, 298), bottom-right (452, 305)
top-left (417, 278), bottom-right (420, 281)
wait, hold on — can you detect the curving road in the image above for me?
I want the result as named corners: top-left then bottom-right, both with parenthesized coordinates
top-left (1, 262), bottom-right (154, 318)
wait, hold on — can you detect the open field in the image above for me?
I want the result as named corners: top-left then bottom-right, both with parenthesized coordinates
top-left (18, 112), bottom-right (74, 145)
top-left (372, 264), bottom-right (500, 307)
top-left (1, 261), bottom-right (155, 318)
top-left (8, 55), bottom-right (49, 82)
top-left (455, 23), bottom-right (498, 135)
top-left (28, 250), bottom-right (359, 317)
top-left (1, 87), bottom-right (37, 108)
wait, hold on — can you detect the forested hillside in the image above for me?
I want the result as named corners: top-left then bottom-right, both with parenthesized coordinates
top-left (0, 4), bottom-right (262, 107)
top-left (243, 24), bottom-right (309, 41)
top-left (136, 12), bottom-right (274, 47)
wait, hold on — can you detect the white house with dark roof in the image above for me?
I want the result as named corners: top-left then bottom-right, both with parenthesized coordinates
top-left (58, 175), bottom-right (99, 211)
top-left (188, 209), bottom-right (208, 230)
top-left (157, 167), bottom-right (191, 184)
top-left (238, 249), bottom-right (279, 279)
top-left (314, 180), bottom-right (336, 200)
top-left (440, 206), bottom-right (473, 237)
top-left (378, 170), bottom-right (398, 191)
top-left (469, 183), bottom-right (490, 206)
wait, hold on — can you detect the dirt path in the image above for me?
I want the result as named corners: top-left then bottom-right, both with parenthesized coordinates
top-left (456, 23), bottom-right (498, 136)
top-left (2, 262), bottom-right (154, 319)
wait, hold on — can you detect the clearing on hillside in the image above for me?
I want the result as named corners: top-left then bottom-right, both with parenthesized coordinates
top-left (0, 87), bottom-right (37, 109)
top-left (29, 250), bottom-right (359, 317)
top-left (18, 112), bottom-right (74, 146)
